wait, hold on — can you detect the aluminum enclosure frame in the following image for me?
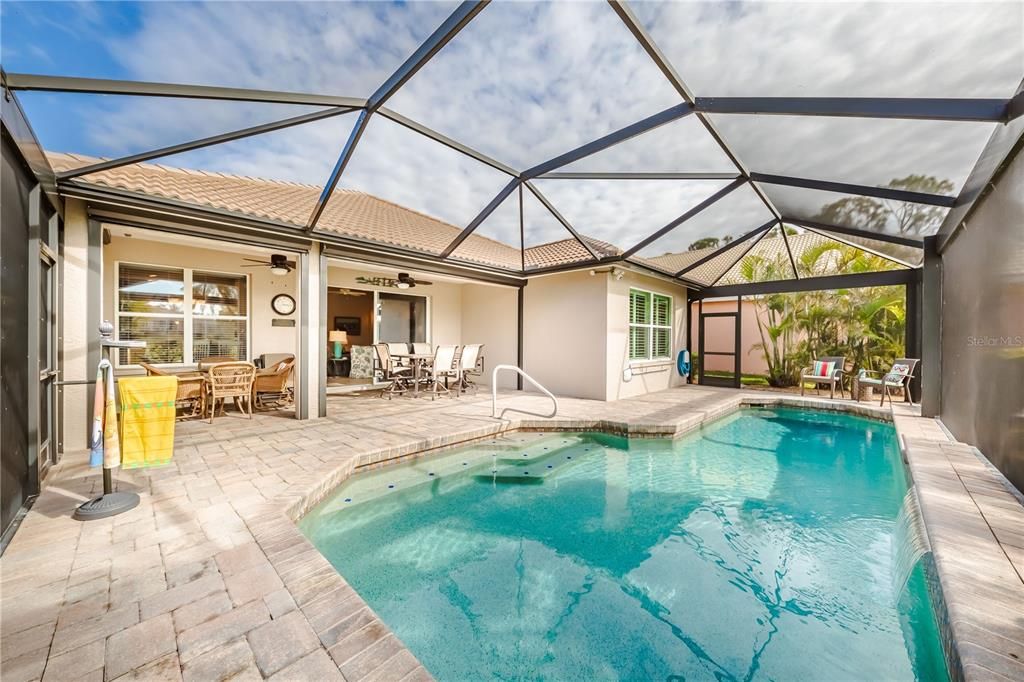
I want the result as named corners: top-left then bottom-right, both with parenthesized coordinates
top-left (6, 0), bottom-right (1020, 289)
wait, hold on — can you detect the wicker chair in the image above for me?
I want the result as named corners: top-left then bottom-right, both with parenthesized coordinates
top-left (206, 362), bottom-right (256, 422)
top-left (252, 358), bottom-right (295, 410)
top-left (139, 361), bottom-right (205, 419)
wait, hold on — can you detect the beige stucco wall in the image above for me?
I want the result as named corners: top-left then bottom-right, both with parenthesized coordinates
top-left (522, 268), bottom-right (690, 401)
top-left (523, 270), bottom-right (608, 400)
top-left (102, 231), bottom-right (300, 367)
top-left (606, 270), bottom-right (689, 401)
top-left (461, 283), bottom-right (518, 389)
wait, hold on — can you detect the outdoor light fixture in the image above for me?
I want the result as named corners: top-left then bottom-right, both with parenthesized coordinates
top-left (396, 281), bottom-right (411, 289)
top-left (270, 265), bottom-right (290, 276)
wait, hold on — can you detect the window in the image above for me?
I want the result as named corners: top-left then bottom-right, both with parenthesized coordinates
top-left (116, 262), bottom-right (249, 366)
top-left (629, 289), bottom-right (672, 361)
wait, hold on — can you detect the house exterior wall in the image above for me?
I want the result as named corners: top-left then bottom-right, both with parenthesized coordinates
top-left (523, 268), bottom-right (689, 401)
top-left (523, 270), bottom-right (608, 400)
top-left (461, 283), bottom-right (519, 389)
top-left (606, 270), bottom-right (689, 400)
top-left (59, 218), bottom-right (706, 454)
top-left (102, 231), bottom-right (300, 366)
top-left (939, 148), bottom-right (1024, 492)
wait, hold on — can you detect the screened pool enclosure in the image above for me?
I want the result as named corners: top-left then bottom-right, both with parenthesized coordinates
top-left (4, 0), bottom-right (1021, 289)
top-left (2, 0), bottom-right (1022, 496)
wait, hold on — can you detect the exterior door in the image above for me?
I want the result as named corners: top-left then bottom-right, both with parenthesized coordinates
top-left (697, 297), bottom-right (742, 389)
top-left (36, 225), bottom-right (58, 477)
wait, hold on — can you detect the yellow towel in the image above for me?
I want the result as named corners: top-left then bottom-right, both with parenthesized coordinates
top-left (118, 376), bottom-right (178, 469)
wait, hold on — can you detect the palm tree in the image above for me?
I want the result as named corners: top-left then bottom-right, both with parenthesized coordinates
top-left (737, 238), bottom-right (907, 387)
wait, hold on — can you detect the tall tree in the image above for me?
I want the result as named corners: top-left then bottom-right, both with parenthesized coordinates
top-left (811, 174), bottom-right (954, 236)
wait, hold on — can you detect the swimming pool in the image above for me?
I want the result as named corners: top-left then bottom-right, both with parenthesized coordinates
top-left (300, 408), bottom-right (947, 681)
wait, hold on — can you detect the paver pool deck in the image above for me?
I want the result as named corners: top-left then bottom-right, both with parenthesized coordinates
top-left (2, 386), bottom-right (1022, 681)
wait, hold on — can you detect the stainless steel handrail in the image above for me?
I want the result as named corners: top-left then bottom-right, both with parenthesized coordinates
top-left (491, 365), bottom-right (558, 420)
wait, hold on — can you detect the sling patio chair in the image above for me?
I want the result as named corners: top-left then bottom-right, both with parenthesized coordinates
top-left (800, 356), bottom-right (848, 400)
top-left (856, 359), bottom-right (919, 407)
top-left (422, 344), bottom-right (460, 400)
top-left (412, 342), bottom-right (434, 372)
top-left (387, 342), bottom-right (411, 369)
top-left (374, 343), bottom-right (413, 399)
top-left (206, 361), bottom-right (256, 422)
top-left (455, 343), bottom-right (484, 395)
top-left (252, 357), bottom-right (295, 410)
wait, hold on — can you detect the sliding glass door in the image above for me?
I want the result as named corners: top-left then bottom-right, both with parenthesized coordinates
top-left (377, 293), bottom-right (427, 344)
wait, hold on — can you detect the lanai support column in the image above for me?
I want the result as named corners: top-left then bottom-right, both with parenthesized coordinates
top-left (921, 236), bottom-right (942, 417)
top-left (298, 243), bottom-right (326, 420)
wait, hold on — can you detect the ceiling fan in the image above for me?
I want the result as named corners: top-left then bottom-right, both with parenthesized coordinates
top-left (396, 272), bottom-right (432, 289)
top-left (241, 254), bottom-right (295, 276)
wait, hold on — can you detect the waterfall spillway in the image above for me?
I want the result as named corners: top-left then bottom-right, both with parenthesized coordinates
top-left (893, 487), bottom-right (932, 598)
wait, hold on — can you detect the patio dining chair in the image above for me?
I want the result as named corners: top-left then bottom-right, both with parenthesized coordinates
top-left (386, 343), bottom-right (411, 368)
top-left (856, 358), bottom-right (919, 407)
top-left (422, 345), bottom-right (459, 400)
top-left (252, 357), bottom-right (295, 410)
top-left (374, 343), bottom-right (412, 399)
top-left (412, 342), bottom-right (434, 371)
top-left (206, 362), bottom-right (256, 423)
top-left (800, 356), bottom-right (847, 400)
top-left (456, 344), bottom-right (484, 395)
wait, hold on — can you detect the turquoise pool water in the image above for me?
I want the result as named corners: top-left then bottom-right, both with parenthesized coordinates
top-left (301, 408), bottom-right (947, 681)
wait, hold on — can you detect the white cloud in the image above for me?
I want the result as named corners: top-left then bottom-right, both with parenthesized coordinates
top-left (532, 178), bottom-right (741, 250)
top-left (634, 1), bottom-right (1022, 98)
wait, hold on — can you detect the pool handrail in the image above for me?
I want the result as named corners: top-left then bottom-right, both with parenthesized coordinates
top-left (491, 365), bottom-right (558, 420)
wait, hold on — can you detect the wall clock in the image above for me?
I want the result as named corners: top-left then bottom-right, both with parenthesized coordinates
top-left (271, 293), bottom-right (296, 316)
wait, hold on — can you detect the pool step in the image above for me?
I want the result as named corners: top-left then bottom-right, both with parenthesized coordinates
top-left (492, 437), bottom-right (590, 465)
top-left (476, 441), bottom-right (594, 484)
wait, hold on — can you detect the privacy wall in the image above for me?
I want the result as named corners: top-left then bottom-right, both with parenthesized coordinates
top-left (1, 134), bottom-right (34, 539)
top-left (939, 149), bottom-right (1024, 492)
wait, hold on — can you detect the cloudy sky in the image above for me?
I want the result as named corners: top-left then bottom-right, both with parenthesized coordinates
top-left (3, 0), bottom-right (1021, 251)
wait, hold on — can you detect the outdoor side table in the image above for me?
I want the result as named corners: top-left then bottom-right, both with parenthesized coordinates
top-left (854, 379), bottom-right (874, 402)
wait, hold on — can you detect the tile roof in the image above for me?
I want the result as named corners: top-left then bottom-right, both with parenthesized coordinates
top-left (642, 230), bottom-right (913, 285)
top-left (49, 152), bottom-right (525, 270)
top-left (51, 152), bottom-right (643, 274)
top-left (48, 153), bottom-right (918, 282)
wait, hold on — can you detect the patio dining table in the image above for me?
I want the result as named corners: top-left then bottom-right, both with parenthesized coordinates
top-left (391, 352), bottom-right (433, 397)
